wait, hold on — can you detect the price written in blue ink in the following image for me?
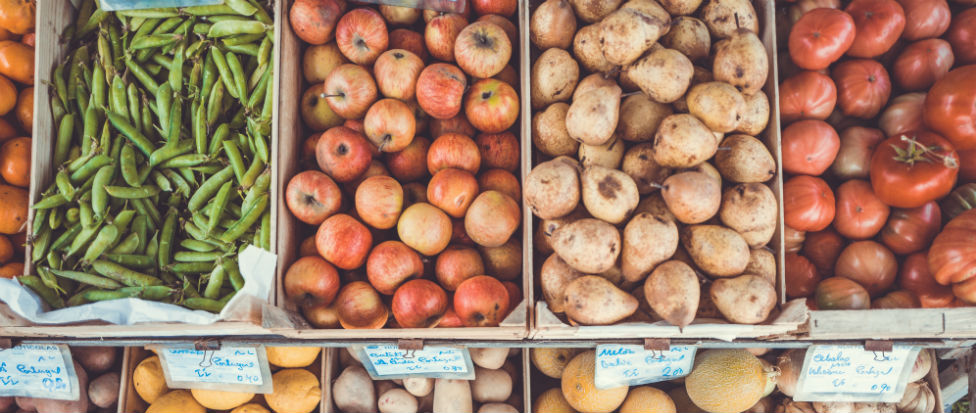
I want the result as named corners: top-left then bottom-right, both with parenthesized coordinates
top-left (0, 344), bottom-right (77, 400)
top-left (364, 345), bottom-right (470, 378)
top-left (161, 347), bottom-right (265, 386)
top-left (796, 345), bottom-right (916, 403)
top-left (594, 345), bottom-right (696, 390)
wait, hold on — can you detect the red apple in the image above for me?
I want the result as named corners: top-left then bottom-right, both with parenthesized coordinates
top-left (479, 239), bottom-right (522, 281)
top-left (454, 275), bottom-right (510, 327)
top-left (427, 168), bottom-right (479, 218)
top-left (316, 213), bottom-right (373, 270)
top-left (290, 0), bottom-right (346, 45)
top-left (451, 218), bottom-right (475, 245)
top-left (424, 3), bottom-right (472, 22)
top-left (379, 4), bottom-right (421, 25)
top-left (335, 8), bottom-right (389, 65)
top-left (435, 246), bottom-right (485, 291)
top-left (405, 99), bottom-right (430, 136)
top-left (472, 0), bottom-right (516, 17)
top-left (476, 132), bottom-right (519, 172)
top-left (366, 240), bottom-right (424, 295)
top-left (502, 281), bottom-right (522, 315)
top-left (397, 202), bottom-right (453, 256)
top-left (490, 65), bottom-right (519, 91)
top-left (302, 300), bottom-right (341, 328)
top-left (454, 21), bottom-right (512, 78)
top-left (300, 235), bottom-right (319, 257)
top-left (428, 133), bottom-right (482, 174)
top-left (344, 119), bottom-right (365, 133)
top-left (284, 256), bottom-right (341, 306)
top-left (343, 159), bottom-right (389, 195)
top-left (477, 14), bottom-right (518, 46)
top-left (355, 175), bottom-right (404, 229)
top-left (286, 170), bottom-right (343, 225)
top-left (392, 279), bottom-right (448, 328)
top-left (416, 63), bottom-right (467, 120)
top-left (389, 29), bottom-right (428, 61)
top-left (464, 78), bottom-right (519, 133)
top-left (364, 98), bottom-right (416, 152)
top-left (465, 190), bottom-right (520, 247)
top-left (335, 281), bottom-right (389, 329)
top-left (430, 114), bottom-right (477, 138)
top-left (385, 136), bottom-right (430, 182)
top-left (302, 83), bottom-right (345, 131)
top-left (303, 42), bottom-right (348, 84)
top-left (373, 49), bottom-right (424, 100)
top-left (302, 134), bottom-right (320, 169)
top-left (424, 13), bottom-right (468, 62)
top-left (323, 64), bottom-right (378, 119)
top-left (477, 168), bottom-right (521, 202)
top-left (438, 305), bottom-right (464, 327)
top-left (403, 182), bottom-right (428, 207)
top-left (316, 126), bottom-right (374, 182)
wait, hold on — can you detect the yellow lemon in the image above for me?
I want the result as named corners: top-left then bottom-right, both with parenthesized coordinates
top-left (266, 346), bottom-right (321, 368)
top-left (265, 368), bottom-right (321, 413)
top-left (134, 356), bottom-right (170, 404)
top-left (146, 390), bottom-right (205, 413)
top-left (190, 388), bottom-right (254, 410)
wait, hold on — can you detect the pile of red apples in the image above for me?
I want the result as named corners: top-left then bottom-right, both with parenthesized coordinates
top-left (283, 0), bottom-right (524, 329)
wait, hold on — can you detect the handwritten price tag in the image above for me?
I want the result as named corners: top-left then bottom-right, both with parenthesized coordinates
top-left (358, 345), bottom-right (475, 380)
top-left (0, 344), bottom-right (79, 400)
top-left (794, 345), bottom-right (918, 403)
top-left (155, 345), bottom-right (273, 394)
top-left (593, 345), bottom-right (695, 389)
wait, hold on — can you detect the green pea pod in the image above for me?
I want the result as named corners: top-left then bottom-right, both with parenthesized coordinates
top-left (19, 276), bottom-right (65, 309)
top-left (205, 181), bottom-right (234, 236)
top-left (222, 32), bottom-right (263, 46)
top-left (206, 80), bottom-right (225, 127)
top-left (69, 154), bottom-right (112, 183)
top-left (124, 60), bottom-right (160, 92)
top-left (48, 208), bottom-right (62, 231)
top-left (252, 131), bottom-right (269, 164)
top-left (82, 224), bottom-right (120, 264)
top-left (193, 100), bottom-right (207, 155)
top-left (257, 37), bottom-right (272, 68)
top-left (109, 76), bottom-right (128, 123)
top-left (183, 296), bottom-right (224, 312)
top-left (52, 114), bottom-right (76, 169)
top-left (166, 261), bottom-right (214, 274)
top-left (31, 208), bottom-right (49, 238)
top-left (91, 62), bottom-right (106, 110)
top-left (150, 171), bottom-right (173, 192)
top-left (208, 20), bottom-right (268, 38)
top-left (209, 123), bottom-right (231, 157)
top-left (65, 207), bottom-right (80, 224)
top-left (32, 193), bottom-right (68, 211)
top-left (222, 140), bottom-right (246, 183)
top-left (50, 268), bottom-right (122, 289)
top-left (169, 41), bottom-right (186, 93)
top-left (131, 216), bottom-right (148, 254)
top-left (53, 64), bottom-right (69, 109)
top-left (92, 260), bottom-right (163, 287)
top-left (104, 254), bottom-right (155, 270)
top-left (224, 0), bottom-right (258, 15)
top-left (246, 66), bottom-right (270, 110)
top-left (167, 98), bottom-right (183, 144)
top-left (140, 98), bottom-right (155, 139)
top-left (110, 232), bottom-right (140, 255)
top-left (114, 210), bottom-right (137, 233)
top-left (67, 46), bottom-right (89, 107)
top-left (175, 251), bottom-right (224, 262)
top-left (224, 259), bottom-right (244, 291)
top-left (50, 95), bottom-right (67, 130)
top-left (117, 8), bottom-right (180, 18)
top-left (156, 82), bottom-right (172, 136)
top-left (149, 140), bottom-right (194, 168)
top-left (120, 144), bottom-right (140, 187)
top-left (161, 169), bottom-right (192, 196)
top-left (180, 239), bottom-right (217, 252)
top-left (185, 38), bottom-right (206, 61)
top-left (224, 52), bottom-right (247, 103)
top-left (218, 193), bottom-right (267, 243)
top-left (127, 83), bottom-right (142, 133)
top-left (188, 166), bottom-right (235, 211)
top-left (91, 165), bottom-right (115, 219)
top-left (203, 261), bottom-right (225, 299)
top-left (223, 43), bottom-right (259, 57)
top-left (145, 231), bottom-right (160, 261)
top-left (240, 159), bottom-right (265, 190)
top-left (55, 170), bottom-right (75, 201)
top-left (82, 289), bottom-right (137, 301)
top-left (158, 208), bottom-right (178, 269)
top-left (97, 32), bottom-right (113, 80)
top-left (210, 49), bottom-right (239, 99)
top-left (81, 106), bottom-right (98, 156)
top-left (104, 186), bottom-right (161, 199)
top-left (51, 224), bottom-right (81, 253)
top-left (259, 210), bottom-right (271, 251)
top-left (31, 226), bottom-right (51, 263)
top-left (119, 285), bottom-right (175, 301)
top-left (158, 154), bottom-right (209, 169)
top-left (193, 23), bottom-right (212, 35)
top-left (107, 112), bottom-right (155, 157)
top-left (67, 222), bottom-right (102, 258)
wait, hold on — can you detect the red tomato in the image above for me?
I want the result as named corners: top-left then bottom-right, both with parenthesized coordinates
top-left (946, 8), bottom-right (976, 65)
top-left (831, 126), bottom-right (885, 180)
top-left (953, 278), bottom-right (976, 304)
top-left (928, 209), bottom-right (976, 285)
top-left (782, 120), bottom-right (841, 175)
top-left (959, 149), bottom-right (976, 181)
top-left (845, 0), bottom-right (906, 57)
top-left (895, 0), bottom-right (950, 40)
top-left (784, 175), bottom-right (836, 232)
top-left (900, 251), bottom-right (954, 307)
top-left (802, 228), bottom-right (846, 276)
top-left (872, 290), bottom-right (920, 308)
top-left (789, 0), bottom-right (841, 22)
top-left (880, 201), bottom-right (942, 255)
top-left (779, 71), bottom-right (837, 124)
top-left (816, 277), bottom-right (872, 309)
top-left (833, 180), bottom-right (891, 240)
top-left (893, 39), bottom-right (954, 91)
top-left (786, 253), bottom-right (821, 298)
top-left (788, 8), bottom-right (856, 70)
top-left (879, 93), bottom-right (926, 137)
top-left (833, 59), bottom-right (892, 119)
top-left (923, 65), bottom-right (976, 150)
top-left (870, 131), bottom-right (959, 208)
top-left (835, 240), bottom-right (898, 296)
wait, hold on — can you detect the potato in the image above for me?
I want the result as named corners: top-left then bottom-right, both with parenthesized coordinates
top-left (579, 136), bottom-right (625, 169)
top-left (16, 396), bottom-right (36, 412)
top-left (375, 381), bottom-right (398, 398)
top-left (701, 0), bottom-right (759, 39)
top-left (644, 260), bottom-right (701, 327)
top-left (525, 156), bottom-right (581, 220)
top-left (622, 143), bottom-right (670, 194)
top-left (736, 91), bottom-right (770, 135)
top-left (551, 218), bottom-right (621, 273)
top-left (563, 276), bottom-right (639, 325)
top-left (599, 0), bottom-right (672, 66)
top-left (379, 388), bottom-right (419, 413)
top-left (566, 84), bottom-right (622, 145)
top-left (432, 379), bottom-right (473, 413)
top-left (715, 134), bottom-right (776, 183)
top-left (710, 274), bottom-right (777, 324)
top-left (569, 0), bottom-right (624, 22)
top-left (745, 248), bottom-right (776, 286)
top-left (72, 347), bottom-right (117, 375)
top-left (618, 94), bottom-right (672, 142)
top-left (626, 47), bottom-right (694, 104)
top-left (581, 166), bottom-right (640, 224)
top-left (713, 30), bottom-right (768, 96)
top-left (404, 377), bottom-right (434, 398)
top-left (333, 366), bottom-right (376, 413)
top-left (662, 17), bottom-right (711, 62)
top-left (541, 254), bottom-right (585, 313)
top-left (470, 348), bottom-right (509, 370)
top-left (573, 24), bottom-right (615, 73)
top-left (720, 183), bottom-right (778, 248)
top-left (653, 114), bottom-right (718, 168)
top-left (35, 361), bottom-right (87, 413)
top-left (622, 213), bottom-right (679, 282)
top-left (687, 82), bottom-right (745, 133)
top-left (533, 103), bottom-right (579, 157)
top-left (531, 0), bottom-right (578, 49)
top-left (479, 403), bottom-right (519, 413)
top-left (472, 367), bottom-right (512, 403)
top-left (682, 225), bottom-right (751, 277)
top-left (635, 193), bottom-right (676, 222)
top-left (89, 372), bottom-right (120, 409)
top-left (0, 397), bottom-right (12, 413)
top-left (531, 49), bottom-right (580, 109)
top-left (661, 171), bottom-right (721, 224)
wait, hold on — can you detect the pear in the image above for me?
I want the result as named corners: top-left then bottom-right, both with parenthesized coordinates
top-left (681, 225), bottom-right (751, 277)
top-left (720, 183), bottom-right (778, 248)
top-left (622, 213), bottom-right (679, 282)
top-left (566, 84), bottom-right (622, 145)
top-left (574, 73), bottom-right (619, 101)
top-left (686, 82), bottom-right (746, 133)
top-left (579, 136), bottom-right (625, 169)
top-left (563, 275), bottom-right (638, 325)
top-left (530, 0), bottom-right (578, 50)
top-left (713, 30), bottom-right (768, 96)
top-left (710, 274), bottom-right (777, 324)
top-left (635, 192), bottom-right (676, 222)
top-left (618, 93), bottom-right (673, 142)
top-left (581, 166), bottom-right (639, 224)
top-left (531, 48), bottom-right (580, 109)
top-left (745, 248), bottom-right (776, 286)
top-left (715, 134), bottom-right (776, 183)
top-left (525, 156), bottom-right (581, 220)
top-left (653, 114), bottom-right (718, 168)
top-left (540, 253), bottom-right (585, 313)
top-left (569, 0), bottom-right (624, 23)
top-left (599, 0), bottom-right (672, 66)
top-left (622, 143), bottom-right (671, 194)
top-left (573, 24), bottom-right (615, 74)
top-left (533, 103), bottom-right (579, 157)
top-left (661, 171), bottom-right (721, 224)
top-left (535, 206), bottom-right (590, 254)
top-left (625, 47), bottom-right (694, 104)
top-left (643, 260), bottom-right (700, 328)
top-left (551, 218), bottom-right (621, 274)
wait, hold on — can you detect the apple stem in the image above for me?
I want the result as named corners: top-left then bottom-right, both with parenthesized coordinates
top-left (319, 93), bottom-right (343, 99)
top-left (716, 146), bottom-right (732, 151)
top-left (649, 182), bottom-right (665, 189)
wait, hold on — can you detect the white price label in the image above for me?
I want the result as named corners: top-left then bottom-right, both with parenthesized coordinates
top-left (795, 345), bottom-right (918, 403)
top-left (156, 345), bottom-right (273, 393)
top-left (99, 0), bottom-right (221, 11)
top-left (0, 344), bottom-right (79, 400)
top-left (594, 345), bottom-right (695, 389)
top-left (359, 345), bottom-right (475, 380)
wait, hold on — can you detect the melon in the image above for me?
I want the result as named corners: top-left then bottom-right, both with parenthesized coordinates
top-left (531, 348), bottom-right (582, 379)
top-left (685, 349), bottom-right (770, 413)
top-left (561, 351), bottom-right (628, 413)
top-left (533, 388), bottom-right (578, 413)
top-left (619, 386), bottom-right (677, 413)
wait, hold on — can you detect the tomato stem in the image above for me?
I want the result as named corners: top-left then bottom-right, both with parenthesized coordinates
top-left (891, 135), bottom-right (959, 169)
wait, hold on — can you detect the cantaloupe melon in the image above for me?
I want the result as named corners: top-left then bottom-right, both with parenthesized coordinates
top-left (532, 348), bottom-right (582, 379)
top-left (619, 386), bottom-right (676, 413)
top-left (561, 351), bottom-right (628, 413)
top-left (533, 388), bottom-right (577, 413)
top-left (669, 387), bottom-right (707, 413)
top-left (685, 349), bottom-right (770, 413)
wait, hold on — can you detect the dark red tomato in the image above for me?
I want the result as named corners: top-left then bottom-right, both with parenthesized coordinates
top-left (833, 179), bottom-right (891, 240)
top-left (870, 131), bottom-right (959, 208)
top-left (833, 59), bottom-right (892, 119)
top-left (802, 228), bottom-right (846, 276)
top-left (959, 149), bottom-right (976, 181)
top-left (779, 71), bottom-right (838, 124)
top-left (900, 251), bottom-right (954, 307)
top-left (782, 120), bottom-right (841, 175)
top-left (946, 8), bottom-right (976, 65)
top-left (893, 39), bottom-right (954, 91)
top-left (831, 126), bottom-right (886, 180)
top-left (784, 175), bottom-right (836, 232)
top-left (953, 279), bottom-right (976, 304)
top-left (879, 93), bottom-right (926, 138)
top-left (816, 277), bottom-right (872, 309)
top-left (928, 209), bottom-right (976, 285)
top-left (872, 290), bottom-right (921, 309)
top-left (788, 8), bottom-right (856, 70)
top-left (845, 0), bottom-right (906, 57)
top-left (835, 240), bottom-right (898, 296)
top-left (895, 0), bottom-right (950, 40)
top-left (880, 201), bottom-right (942, 255)
top-left (786, 253), bottom-right (821, 298)
top-left (923, 65), bottom-right (976, 150)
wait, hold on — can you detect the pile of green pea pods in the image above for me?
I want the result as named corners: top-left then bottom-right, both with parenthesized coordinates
top-left (20, 0), bottom-right (274, 313)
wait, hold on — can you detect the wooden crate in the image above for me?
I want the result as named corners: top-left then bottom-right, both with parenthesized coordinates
top-left (527, 0), bottom-right (805, 340)
top-left (800, 308), bottom-right (976, 340)
top-left (273, 0), bottom-right (532, 340)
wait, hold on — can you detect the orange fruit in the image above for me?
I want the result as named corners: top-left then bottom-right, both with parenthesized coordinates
top-left (0, 0), bottom-right (35, 35)
top-left (685, 349), bottom-right (770, 413)
top-left (534, 387), bottom-right (578, 413)
top-left (619, 386), bottom-right (677, 413)
top-left (0, 117), bottom-right (19, 142)
top-left (0, 261), bottom-right (22, 278)
top-left (0, 233), bottom-right (12, 263)
top-left (0, 41), bottom-right (32, 84)
top-left (0, 136), bottom-right (28, 187)
top-left (0, 183), bottom-right (26, 234)
top-left (0, 74), bottom-right (16, 115)
top-left (561, 351), bottom-right (628, 413)
top-left (14, 86), bottom-right (29, 132)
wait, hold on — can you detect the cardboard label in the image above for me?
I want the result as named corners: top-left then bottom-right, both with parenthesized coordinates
top-left (794, 345), bottom-right (919, 403)
top-left (155, 345), bottom-right (273, 393)
top-left (0, 344), bottom-right (79, 400)
top-left (99, 0), bottom-right (221, 11)
top-left (358, 345), bottom-right (475, 380)
top-left (594, 345), bottom-right (696, 389)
